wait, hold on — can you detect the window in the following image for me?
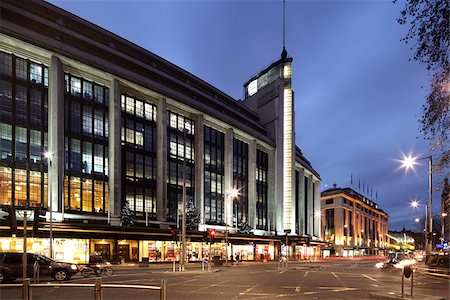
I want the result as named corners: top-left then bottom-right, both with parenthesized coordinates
top-left (64, 74), bottom-right (109, 213)
top-left (204, 126), bottom-right (224, 223)
top-left (167, 111), bottom-right (195, 222)
top-left (121, 94), bottom-right (157, 219)
top-left (233, 138), bottom-right (249, 225)
top-left (256, 149), bottom-right (268, 230)
top-left (325, 199), bottom-right (333, 205)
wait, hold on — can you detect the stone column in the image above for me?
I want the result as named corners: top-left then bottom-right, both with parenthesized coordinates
top-left (224, 128), bottom-right (234, 227)
top-left (314, 180), bottom-right (321, 238)
top-left (156, 98), bottom-right (167, 222)
top-left (193, 114), bottom-right (204, 224)
top-left (307, 175), bottom-right (314, 235)
top-left (247, 140), bottom-right (256, 228)
top-left (297, 168), bottom-right (305, 235)
top-left (48, 56), bottom-right (64, 213)
top-left (108, 79), bottom-right (122, 224)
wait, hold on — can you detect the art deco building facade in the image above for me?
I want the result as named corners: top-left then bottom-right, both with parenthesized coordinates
top-left (320, 185), bottom-right (389, 257)
top-left (0, 1), bottom-right (322, 263)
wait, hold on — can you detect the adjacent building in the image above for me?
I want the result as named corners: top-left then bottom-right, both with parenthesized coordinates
top-left (0, 0), bottom-right (322, 264)
top-left (320, 185), bottom-right (389, 257)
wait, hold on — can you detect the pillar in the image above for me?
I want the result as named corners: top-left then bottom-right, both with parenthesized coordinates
top-left (194, 114), bottom-right (204, 224)
top-left (108, 79), bottom-right (122, 223)
top-left (224, 128), bottom-right (234, 227)
top-left (156, 98), bottom-right (167, 222)
top-left (48, 56), bottom-right (64, 213)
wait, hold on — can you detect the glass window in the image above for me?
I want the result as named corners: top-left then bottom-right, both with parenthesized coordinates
top-left (0, 52), bottom-right (12, 76)
top-left (82, 179), bottom-right (92, 212)
top-left (82, 141), bottom-right (92, 174)
top-left (15, 85), bottom-right (27, 124)
top-left (0, 123), bottom-right (12, 163)
top-left (0, 167), bottom-right (12, 205)
top-left (30, 63), bottom-right (42, 85)
top-left (0, 80), bottom-right (13, 120)
top-left (71, 77), bottom-right (81, 96)
top-left (83, 81), bottom-right (93, 101)
top-left (15, 127), bottom-right (27, 164)
top-left (15, 57), bottom-right (27, 81)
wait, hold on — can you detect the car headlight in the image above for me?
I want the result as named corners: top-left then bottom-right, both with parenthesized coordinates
top-left (70, 264), bottom-right (78, 271)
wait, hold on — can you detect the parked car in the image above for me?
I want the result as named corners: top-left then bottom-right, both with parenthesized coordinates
top-left (0, 252), bottom-right (79, 283)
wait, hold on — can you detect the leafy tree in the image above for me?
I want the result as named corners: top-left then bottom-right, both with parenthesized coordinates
top-left (395, 0), bottom-right (449, 172)
top-left (120, 200), bottom-right (135, 226)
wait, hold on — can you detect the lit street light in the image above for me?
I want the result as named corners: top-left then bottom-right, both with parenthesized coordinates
top-left (44, 151), bottom-right (53, 259)
top-left (410, 199), bottom-right (428, 251)
top-left (400, 154), bottom-right (433, 253)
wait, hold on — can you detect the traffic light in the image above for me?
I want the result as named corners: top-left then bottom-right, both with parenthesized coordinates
top-left (33, 208), bottom-right (46, 237)
top-left (208, 229), bottom-right (217, 242)
top-left (2, 206), bottom-right (17, 235)
top-left (169, 228), bottom-right (177, 241)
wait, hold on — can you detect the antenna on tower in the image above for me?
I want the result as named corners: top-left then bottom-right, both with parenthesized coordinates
top-left (282, 0), bottom-right (286, 50)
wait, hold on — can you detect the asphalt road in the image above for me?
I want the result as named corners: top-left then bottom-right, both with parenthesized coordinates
top-left (1, 259), bottom-right (448, 300)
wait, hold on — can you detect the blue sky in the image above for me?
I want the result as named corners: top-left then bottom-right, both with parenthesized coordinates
top-left (49, 0), bottom-right (443, 231)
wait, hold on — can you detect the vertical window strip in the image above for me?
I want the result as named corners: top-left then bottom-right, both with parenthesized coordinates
top-left (64, 73), bottom-right (109, 213)
top-left (120, 94), bottom-right (157, 219)
top-left (0, 51), bottom-right (48, 207)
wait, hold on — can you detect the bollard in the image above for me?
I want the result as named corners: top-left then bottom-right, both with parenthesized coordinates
top-left (94, 277), bottom-right (103, 300)
top-left (202, 259), bottom-right (204, 272)
top-left (160, 279), bottom-right (167, 300)
top-left (401, 270), bottom-right (404, 298)
top-left (22, 278), bottom-right (30, 300)
top-left (410, 268), bottom-right (414, 297)
top-left (173, 260), bottom-right (175, 272)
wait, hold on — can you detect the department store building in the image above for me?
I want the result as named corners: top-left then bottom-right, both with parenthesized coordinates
top-left (0, 0), bottom-right (323, 263)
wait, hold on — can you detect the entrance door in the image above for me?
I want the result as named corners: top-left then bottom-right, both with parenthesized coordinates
top-left (117, 244), bottom-right (130, 261)
top-left (94, 244), bottom-right (111, 260)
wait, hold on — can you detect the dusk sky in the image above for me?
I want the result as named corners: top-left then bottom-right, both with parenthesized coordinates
top-left (50, 0), bottom-right (444, 231)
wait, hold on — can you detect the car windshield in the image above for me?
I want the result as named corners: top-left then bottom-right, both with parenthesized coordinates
top-left (36, 254), bottom-right (55, 264)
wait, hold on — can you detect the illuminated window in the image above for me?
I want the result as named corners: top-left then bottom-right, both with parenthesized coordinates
top-left (65, 74), bottom-right (109, 213)
top-left (247, 80), bottom-right (258, 97)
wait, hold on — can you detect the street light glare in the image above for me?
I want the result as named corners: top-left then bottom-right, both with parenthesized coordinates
top-left (410, 200), bottom-right (419, 208)
top-left (400, 154), bottom-right (417, 170)
top-left (44, 151), bottom-right (53, 160)
top-left (230, 188), bottom-right (238, 198)
top-left (415, 218), bottom-right (420, 223)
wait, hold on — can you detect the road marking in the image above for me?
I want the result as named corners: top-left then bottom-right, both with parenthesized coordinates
top-left (362, 274), bottom-right (381, 283)
top-left (304, 291), bottom-right (318, 295)
top-left (294, 286), bottom-right (301, 294)
top-left (331, 271), bottom-right (346, 287)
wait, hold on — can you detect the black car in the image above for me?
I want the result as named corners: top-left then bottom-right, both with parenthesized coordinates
top-left (0, 252), bottom-right (79, 283)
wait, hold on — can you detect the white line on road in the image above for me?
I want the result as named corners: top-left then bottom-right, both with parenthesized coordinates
top-left (362, 274), bottom-right (381, 283)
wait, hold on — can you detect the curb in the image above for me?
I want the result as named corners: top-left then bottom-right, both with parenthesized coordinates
top-left (369, 292), bottom-right (446, 300)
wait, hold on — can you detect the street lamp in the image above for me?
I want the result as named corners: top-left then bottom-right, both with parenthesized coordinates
top-left (400, 155), bottom-right (433, 253)
top-left (441, 212), bottom-right (448, 244)
top-left (225, 188), bottom-right (238, 266)
top-left (44, 151), bottom-right (53, 259)
top-left (180, 127), bottom-right (189, 272)
top-left (410, 199), bottom-right (428, 251)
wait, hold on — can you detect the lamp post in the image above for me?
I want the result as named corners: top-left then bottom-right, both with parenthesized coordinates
top-left (180, 127), bottom-right (189, 272)
top-left (441, 212), bottom-right (448, 244)
top-left (225, 189), bottom-right (238, 266)
top-left (401, 155), bottom-right (433, 253)
top-left (44, 151), bottom-right (53, 259)
top-left (410, 199), bottom-right (428, 251)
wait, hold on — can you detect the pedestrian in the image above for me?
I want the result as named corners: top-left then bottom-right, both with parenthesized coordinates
top-left (235, 253), bottom-right (240, 265)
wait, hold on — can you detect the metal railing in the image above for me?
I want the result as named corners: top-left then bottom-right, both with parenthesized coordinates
top-left (1, 277), bottom-right (167, 300)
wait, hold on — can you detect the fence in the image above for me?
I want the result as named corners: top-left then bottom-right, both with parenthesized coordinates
top-left (1, 277), bottom-right (167, 300)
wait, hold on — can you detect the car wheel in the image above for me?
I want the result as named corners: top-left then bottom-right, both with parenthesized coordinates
top-left (103, 267), bottom-right (113, 276)
top-left (53, 269), bottom-right (69, 281)
top-left (0, 270), bottom-right (7, 283)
